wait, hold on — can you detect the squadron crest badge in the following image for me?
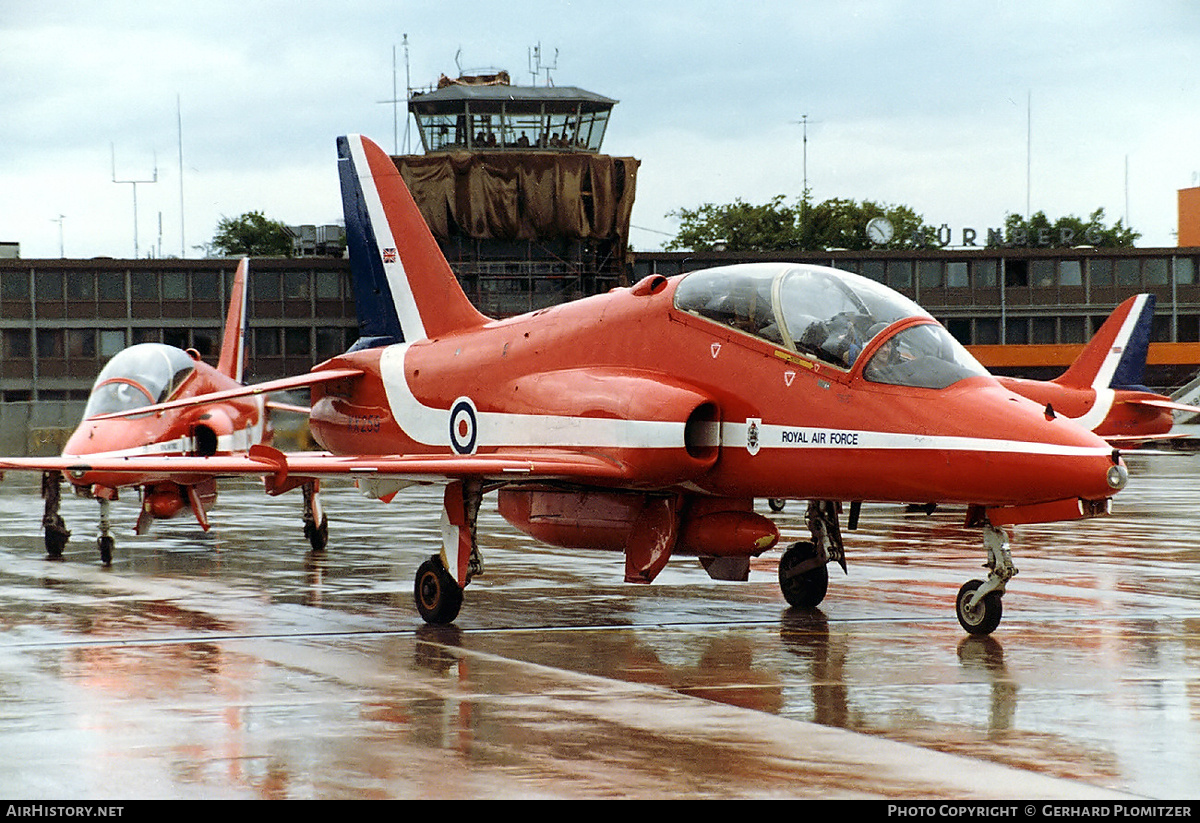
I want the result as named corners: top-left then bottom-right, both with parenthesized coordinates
top-left (746, 418), bottom-right (762, 456)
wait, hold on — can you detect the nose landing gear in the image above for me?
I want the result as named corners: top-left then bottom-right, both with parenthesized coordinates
top-left (955, 523), bottom-right (1016, 636)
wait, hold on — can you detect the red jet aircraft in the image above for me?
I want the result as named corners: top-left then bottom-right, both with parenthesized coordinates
top-left (8, 135), bottom-right (1129, 635)
top-left (996, 293), bottom-right (1200, 445)
top-left (0, 258), bottom-right (353, 563)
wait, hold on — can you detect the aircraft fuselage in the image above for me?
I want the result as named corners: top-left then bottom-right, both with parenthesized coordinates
top-left (309, 275), bottom-right (1121, 512)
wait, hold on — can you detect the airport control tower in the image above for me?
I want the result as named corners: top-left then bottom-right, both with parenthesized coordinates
top-left (399, 70), bottom-right (639, 316)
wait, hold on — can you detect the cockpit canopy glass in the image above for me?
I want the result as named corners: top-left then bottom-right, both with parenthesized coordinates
top-left (673, 263), bottom-right (988, 388)
top-left (862, 323), bottom-right (989, 389)
top-left (83, 343), bottom-right (197, 418)
top-left (674, 264), bottom-right (927, 368)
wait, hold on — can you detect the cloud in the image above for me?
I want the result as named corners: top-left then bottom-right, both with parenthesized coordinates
top-left (2, 1), bottom-right (1196, 256)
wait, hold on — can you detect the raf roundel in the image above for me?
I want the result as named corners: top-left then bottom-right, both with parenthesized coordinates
top-left (448, 397), bottom-right (478, 455)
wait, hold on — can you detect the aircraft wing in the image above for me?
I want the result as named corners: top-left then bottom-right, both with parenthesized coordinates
top-left (86, 368), bottom-right (364, 421)
top-left (0, 445), bottom-right (631, 486)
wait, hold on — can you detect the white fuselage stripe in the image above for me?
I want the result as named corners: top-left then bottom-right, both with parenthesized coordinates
top-left (379, 344), bottom-right (1110, 459)
top-left (724, 422), bottom-right (1110, 457)
top-left (380, 345), bottom-right (687, 449)
top-left (63, 415), bottom-right (265, 462)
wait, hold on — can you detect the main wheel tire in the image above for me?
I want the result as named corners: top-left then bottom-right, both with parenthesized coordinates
top-left (768, 499), bottom-right (786, 513)
top-left (45, 518), bottom-right (70, 559)
top-left (414, 557), bottom-right (464, 625)
top-left (305, 515), bottom-right (329, 552)
top-left (956, 579), bottom-right (1003, 635)
top-left (778, 540), bottom-right (829, 609)
top-left (97, 534), bottom-right (114, 566)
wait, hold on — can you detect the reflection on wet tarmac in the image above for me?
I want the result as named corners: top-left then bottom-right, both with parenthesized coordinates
top-left (0, 453), bottom-right (1196, 798)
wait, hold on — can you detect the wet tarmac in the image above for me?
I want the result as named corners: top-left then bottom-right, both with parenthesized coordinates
top-left (0, 452), bottom-right (1198, 799)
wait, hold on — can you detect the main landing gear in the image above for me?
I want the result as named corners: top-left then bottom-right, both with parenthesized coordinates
top-left (412, 480), bottom-right (483, 625)
top-left (40, 471), bottom-right (113, 564)
top-left (39, 471), bottom-right (333, 564)
top-left (301, 480), bottom-right (329, 552)
top-left (41, 471), bottom-right (71, 559)
top-left (777, 500), bottom-right (847, 610)
top-left (775, 500), bottom-right (1015, 636)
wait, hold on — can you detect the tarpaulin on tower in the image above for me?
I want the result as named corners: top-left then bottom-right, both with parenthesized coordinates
top-left (393, 152), bottom-right (639, 244)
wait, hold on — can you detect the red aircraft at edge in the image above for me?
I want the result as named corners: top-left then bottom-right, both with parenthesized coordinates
top-left (0, 258), bottom-right (354, 563)
top-left (996, 293), bottom-right (1200, 445)
top-left (9, 135), bottom-right (1130, 635)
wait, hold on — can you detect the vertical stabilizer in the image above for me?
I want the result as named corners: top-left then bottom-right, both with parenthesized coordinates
top-left (216, 258), bottom-right (249, 382)
top-left (1055, 294), bottom-right (1155, 392)
top-left (337, 134), bottom-right (488, 346)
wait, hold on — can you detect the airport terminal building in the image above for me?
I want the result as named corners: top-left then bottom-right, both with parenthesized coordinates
top-left (2, 242), bottom-right (1200, 400)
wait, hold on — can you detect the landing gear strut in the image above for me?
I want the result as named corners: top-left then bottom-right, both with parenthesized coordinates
top-left (412, 480), bottom-right (483, 625)
top-left (97, 496), bottom-right (114, 565)
top-left (955, 523), bottom-right (1015, 635)
top-left (41, 471), bottom-right (71, 559)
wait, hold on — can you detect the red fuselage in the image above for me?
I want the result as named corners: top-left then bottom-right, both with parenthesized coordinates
top-left (309, 275), bottom-right (1121, 513)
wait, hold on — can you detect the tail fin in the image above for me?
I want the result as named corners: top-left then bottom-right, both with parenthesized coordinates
top-left (1055, 293), bottom-right (1155, 392)
top-left (216, 257), bottom-right (249, 382)
top-left (337, 134), bottom-right (488, 347)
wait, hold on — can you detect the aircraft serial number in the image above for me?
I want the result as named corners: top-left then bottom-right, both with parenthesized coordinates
top-left (347, 414), bottom-right (384, 433)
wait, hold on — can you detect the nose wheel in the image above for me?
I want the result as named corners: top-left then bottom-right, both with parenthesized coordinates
top-left (956, 579), bottom-right (1003, 634)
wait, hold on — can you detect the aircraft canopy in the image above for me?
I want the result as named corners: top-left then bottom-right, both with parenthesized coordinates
top-left (674, 263), bottom-right (987, 389)
top-left (83, 343), bottom-right (197, 419)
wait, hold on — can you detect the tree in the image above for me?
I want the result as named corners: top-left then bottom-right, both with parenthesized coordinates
top-left (665, 195), bottom-right (799, 252)
top-left (666, 195), bottom-right (933, 252)
top-left (996, 208), bottom-right (1139, 248)
top-left (211, 211), bottom-right (294, 257)
top-left (800, 198), bottom-right (930, 251)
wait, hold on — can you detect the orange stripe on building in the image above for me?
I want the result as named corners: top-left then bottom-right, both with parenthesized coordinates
top-left (968, 342), bottom-right (1200, 370)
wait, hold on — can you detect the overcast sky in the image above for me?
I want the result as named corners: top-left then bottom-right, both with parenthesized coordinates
top-left (2, 1), bottom-right (1197, 259)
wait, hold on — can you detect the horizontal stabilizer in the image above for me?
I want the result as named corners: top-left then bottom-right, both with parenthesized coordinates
top-left (1127, 397), bottom-right (1200, 415)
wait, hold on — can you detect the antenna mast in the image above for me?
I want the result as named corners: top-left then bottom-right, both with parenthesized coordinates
top-left (111, 144), bottom-right (158, 258)
top-left (791, 115), bottom-right (819, 198)
top-left (177, 94), bottom-right (186, 257)
top-left (51, 214), bottom-right (65, 258)
top-left (379, 36), bottom-right (413, 155)
top-left (528, 43), bottom-right (558, 86)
